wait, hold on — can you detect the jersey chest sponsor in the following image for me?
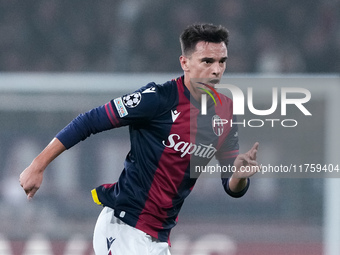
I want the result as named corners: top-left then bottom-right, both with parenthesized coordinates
top-left (162, 134), bottom-right (217, 159)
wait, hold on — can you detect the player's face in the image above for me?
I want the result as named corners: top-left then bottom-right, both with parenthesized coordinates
top-left (180, 41), bottom-right (228, 99)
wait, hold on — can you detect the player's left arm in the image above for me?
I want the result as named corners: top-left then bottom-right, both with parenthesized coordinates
top-left (216, 115), bottom-right (260, 197)
top-left (228, 142), bottom-right (260, 193)
top-left (219, 142), bottom-right (260, 198)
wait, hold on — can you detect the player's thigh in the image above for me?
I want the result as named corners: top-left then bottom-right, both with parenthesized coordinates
top-left (93, 207), bottom-right (148, 255)
top-left (93, 207), bottom-right (113, 254)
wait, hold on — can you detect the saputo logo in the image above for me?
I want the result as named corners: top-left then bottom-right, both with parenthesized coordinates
top-left (199, 82), bottom-right (312, 128)
top-left (162, 134), bottom-right (217, 159)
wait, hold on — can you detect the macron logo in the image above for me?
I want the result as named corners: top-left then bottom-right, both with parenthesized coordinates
top-left (171, 110), bottom-right (181, 122)
top-left (107, 237), bottom-right (116, 250)
top-left (142, 87), bottom-right (156, 93)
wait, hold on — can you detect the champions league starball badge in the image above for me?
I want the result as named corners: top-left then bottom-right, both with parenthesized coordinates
top-left (123, 92), bottom-right (142, 108)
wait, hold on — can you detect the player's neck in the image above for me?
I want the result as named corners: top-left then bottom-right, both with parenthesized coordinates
top-left (183, 75), bottom-right (201, 102)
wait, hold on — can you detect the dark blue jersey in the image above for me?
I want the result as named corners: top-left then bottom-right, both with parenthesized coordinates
top-left (56, 76), bottom-right (248, 243)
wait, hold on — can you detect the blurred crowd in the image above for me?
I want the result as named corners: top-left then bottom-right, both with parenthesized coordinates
top-left (0, 0), bottom-right (339, 73)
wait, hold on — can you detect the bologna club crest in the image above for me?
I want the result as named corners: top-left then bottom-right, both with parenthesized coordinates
top-left (212, 115), bottom-right (224, 136)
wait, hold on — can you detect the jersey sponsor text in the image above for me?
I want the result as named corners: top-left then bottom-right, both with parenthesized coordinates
top-left (162, 134), bottom-right (217, 158)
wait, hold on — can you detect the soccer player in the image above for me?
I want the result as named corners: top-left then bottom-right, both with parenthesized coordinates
top-left (20, 23), bottom-right (260, 255)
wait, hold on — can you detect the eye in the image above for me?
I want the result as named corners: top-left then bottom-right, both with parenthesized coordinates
top-left (219, 58), bottom-right (227, 64)
top-left (201, 58), bottom-right (214, 64)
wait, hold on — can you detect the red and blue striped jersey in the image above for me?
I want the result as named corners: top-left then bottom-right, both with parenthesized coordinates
top-left (56, 76), bottom-right (248, 243)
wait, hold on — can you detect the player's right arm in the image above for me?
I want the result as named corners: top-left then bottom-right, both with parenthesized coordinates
top-left (20, 138), bottom-right (66, 200)
top-left (19, 82), bottom-right (164, 200)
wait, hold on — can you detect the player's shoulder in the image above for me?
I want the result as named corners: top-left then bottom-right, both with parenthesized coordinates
top-left (140, 79), bottom-right (178, 93)
top-left (137, 78), bottom-right (179, 101)
top-left (122, 78), bottom-right (178, 111)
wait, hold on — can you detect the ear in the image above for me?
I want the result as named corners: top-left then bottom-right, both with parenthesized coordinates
top-left (179, 55), bottom-right (190, 72)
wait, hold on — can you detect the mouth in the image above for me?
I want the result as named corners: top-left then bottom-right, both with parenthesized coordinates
top-left (197, 79), bottom-right (220, 89)
top-left (209, 79), bottom-right (220, 85)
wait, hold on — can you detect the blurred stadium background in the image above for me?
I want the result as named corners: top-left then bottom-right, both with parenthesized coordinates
top-left (0, 1), bottom-right (339, 255)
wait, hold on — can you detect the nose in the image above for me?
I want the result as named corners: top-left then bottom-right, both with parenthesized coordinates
top-left (212, 62), bottom-right (223, 77)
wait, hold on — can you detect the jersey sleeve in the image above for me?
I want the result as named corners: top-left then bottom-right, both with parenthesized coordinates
top-left (56, 105), bottom-right (114, 149)
top-left (56, 82), bottom-right (162, 149)
top-left (222, 178), bottom-right (250, 198)
top-left (105, 83), bottom-right (161, 127)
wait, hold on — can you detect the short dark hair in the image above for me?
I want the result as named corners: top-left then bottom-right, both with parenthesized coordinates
top-left (179, 23), bottom-right (229, 56)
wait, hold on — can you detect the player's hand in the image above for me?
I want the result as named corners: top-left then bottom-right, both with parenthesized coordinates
top-left (19, 163), bottom-right (45, 200)
top-left (19, 138), bottom-right (65, 200)
top-left (232, 142), bottom-right (260, 179)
